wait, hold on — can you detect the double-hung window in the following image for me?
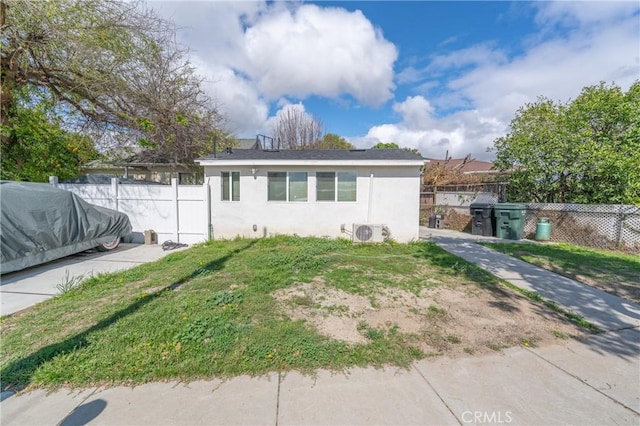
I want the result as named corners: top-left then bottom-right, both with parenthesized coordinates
top-left (221, 171), bottom-right (240, 201)
top-left (316, 171), bottom-right (357, 201)
top-left (268, 172), bottom-right (308, 201)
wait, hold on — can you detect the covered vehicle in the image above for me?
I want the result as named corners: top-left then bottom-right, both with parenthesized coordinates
top-left (0, 181), bottom-right (132, 274)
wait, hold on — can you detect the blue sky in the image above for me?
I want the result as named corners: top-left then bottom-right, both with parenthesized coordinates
top-left (151, 1), bottom-right (639, 160)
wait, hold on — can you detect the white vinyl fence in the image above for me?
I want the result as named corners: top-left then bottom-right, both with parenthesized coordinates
top-left (50, 177), bottom-right (210, 245)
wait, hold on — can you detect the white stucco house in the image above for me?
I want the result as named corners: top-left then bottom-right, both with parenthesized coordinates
top-left (196, 148), bottom-right (424, 243)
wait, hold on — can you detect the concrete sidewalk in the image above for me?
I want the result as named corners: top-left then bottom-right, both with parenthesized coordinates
top-left (1, 244), bottom-right (182, 316)
top-left (1, 328), bottom-right (638, 425)
top-left (420, 228), bottom-right (640, 332)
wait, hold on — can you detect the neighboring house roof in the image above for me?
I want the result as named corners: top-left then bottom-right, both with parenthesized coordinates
top-left (83, 159), bottom-right (121, 170)
top-left (84, 153), bottom-right (197, 169)
top-left (234, 138), bottom-right (260, 149)
top-left (116, 151), bottom-right (194, 167)
top-left (196, 148), bottom-right (425, 167)
top-left (425, 157), bottom-right (496, 174)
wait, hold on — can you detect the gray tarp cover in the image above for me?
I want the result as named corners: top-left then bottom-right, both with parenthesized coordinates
top-left (1, 181), bottom-right (132, 274)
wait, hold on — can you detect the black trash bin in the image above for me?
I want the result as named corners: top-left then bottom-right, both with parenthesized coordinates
top-left (469, 193), bottom-right (498, 236)
top-left (428, 215), bottom-right (436, 228)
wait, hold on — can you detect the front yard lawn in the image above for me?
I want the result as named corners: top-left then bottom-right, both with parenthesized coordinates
top-left (480, 242), bottom-right (640, 303)
top-left (1, 236), bottom-right (589, 391)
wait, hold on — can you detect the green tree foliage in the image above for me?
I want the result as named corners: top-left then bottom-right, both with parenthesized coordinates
top-left (1, 0), bottom-right (226, 165)
top-left (1, 90), bottom-right (97, 182)
top-left (372, 141), bottom-right (422, 157)
top-left (371, 142), bottom-right (400, 149)
top-left (402, 147), bottom-right (422, 157)
top-left (312, 133), bottom-right (354, 149)
top-left (493, 82), bottom-right (640, 204)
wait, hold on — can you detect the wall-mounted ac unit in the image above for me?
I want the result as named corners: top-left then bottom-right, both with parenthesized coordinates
top-left (352, 224), bottom-right (384, 243)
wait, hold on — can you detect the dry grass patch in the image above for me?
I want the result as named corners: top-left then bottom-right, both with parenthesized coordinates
top-left (274, 276), bottom-right (585, 357)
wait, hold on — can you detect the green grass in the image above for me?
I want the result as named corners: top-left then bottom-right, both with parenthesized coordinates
top-left (1, 236), bottom-right (507, 391)
top-left (497, 280), bottom-right (599, 332)
top-left (2, 236), bottom-right (601, 391)
top-left (480, 242), bottom-right (640, 303)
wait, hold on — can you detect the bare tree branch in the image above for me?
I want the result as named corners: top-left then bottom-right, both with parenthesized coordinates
top-left (271, 108), bottom-right (323, 149)
top-left (1, 0), bottom-right (228, 162)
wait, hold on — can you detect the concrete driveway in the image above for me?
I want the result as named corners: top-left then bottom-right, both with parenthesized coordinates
top-left (0, 244), bottom-right (179, 316)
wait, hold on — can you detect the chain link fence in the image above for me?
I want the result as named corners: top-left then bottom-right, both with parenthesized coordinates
top-left (524, 204), bottom-right (640, 252)
top-left (420, 200), bottom-right (640, 253)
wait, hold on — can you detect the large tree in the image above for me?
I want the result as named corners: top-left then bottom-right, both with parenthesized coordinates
top-left (1, 88), bottom-right (97, 181)
top-left (1, 0), bottom-right (226, 167)
top-left (492, 82), bottom-right (640, 205)
top-left (312, 133), bottom-right (354, 149)
top-left (372, 141), bottom-right (422, 157)
top-left (271, 108), bottom-right (323, 149)
top-left (371, 142), bottom-right (399, 149)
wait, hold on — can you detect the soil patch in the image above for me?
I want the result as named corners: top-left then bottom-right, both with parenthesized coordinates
top-left (273, 278), bottom-right (587, 357)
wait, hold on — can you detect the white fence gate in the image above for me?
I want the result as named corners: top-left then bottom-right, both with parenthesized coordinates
top-left (50, 177), bottom-right (210, 245)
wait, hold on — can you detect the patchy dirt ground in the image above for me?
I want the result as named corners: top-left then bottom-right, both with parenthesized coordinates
top-left (274, 277), bottom-right (587, 357)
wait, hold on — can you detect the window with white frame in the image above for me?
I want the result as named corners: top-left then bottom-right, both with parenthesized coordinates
top-left (268, 172), bottom-right (308, 201)
top-left (316, 171), bottom-right (357, 201)
top-left (221, 171), bottom-right (240, 201)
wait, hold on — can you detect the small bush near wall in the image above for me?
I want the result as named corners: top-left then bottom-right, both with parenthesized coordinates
top-left (420, 206), bottom-right (472, 232)
top-left (445, 210), bottom-right (472, 232)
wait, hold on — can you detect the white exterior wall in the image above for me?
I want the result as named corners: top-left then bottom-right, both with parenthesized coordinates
top-left (204, 165), bottom-right (421, 242)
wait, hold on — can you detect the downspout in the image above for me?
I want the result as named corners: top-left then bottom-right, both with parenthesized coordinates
top-left (206, 176), bottom-right (213, 240)
top-left (367, 171), bottom-right (374, 223)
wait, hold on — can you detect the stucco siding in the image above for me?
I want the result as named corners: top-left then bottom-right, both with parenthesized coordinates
top-left (204, 165), bottom-right (420, 242)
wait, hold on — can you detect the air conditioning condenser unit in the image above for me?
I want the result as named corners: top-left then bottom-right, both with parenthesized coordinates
top-left (352, 224), bottom-right (384, 243)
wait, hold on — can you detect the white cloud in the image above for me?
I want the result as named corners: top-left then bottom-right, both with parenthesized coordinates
top-left (448, 13), bottom-right (639, 121)
top-left (262, 102), bottom-right (308, 135)
top-left (360, 1), bottom-right (639, 160)
top-left (425, 44), bottom-right (508, 74)
top-left (391, 96), bottom-right (434, 130)
top-left (396, 66), bottom-right (423, 85)
top-left (189, 58), bottom-right (268, 136)
top-left (150, 1), bottom-right (397, 136)
top-left (535, 1), bottom-right (639, 27)
top-left (359, 96), bottom-right (505, 160)
top-left (243, 4), bottom-right (397, 105)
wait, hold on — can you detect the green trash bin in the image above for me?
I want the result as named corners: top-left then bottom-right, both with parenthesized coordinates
top-left (535, 217), bottom-right (551, 241)
top-left (494, 203), bottom-right (526, 240)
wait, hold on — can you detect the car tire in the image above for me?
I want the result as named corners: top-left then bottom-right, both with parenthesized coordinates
top-left (96, 237), bottom-right (121, 252)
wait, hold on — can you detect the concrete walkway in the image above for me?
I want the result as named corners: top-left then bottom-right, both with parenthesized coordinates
top-left (1, 244), bottom-right (182, 316)
top-left (1, 328), bottom-right (638, 425)
top-left (420, 228), bottom-right (640, 332)
top-left (1, 230), bottom-right (638, 425)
